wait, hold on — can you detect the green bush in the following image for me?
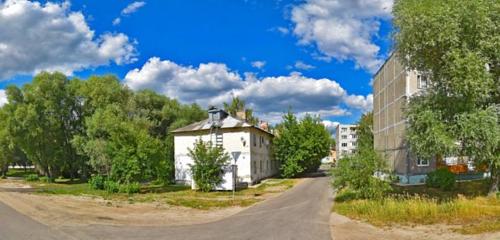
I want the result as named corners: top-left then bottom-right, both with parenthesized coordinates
top-left (104, 180), bottom-right (120, 193)
top-left (39, 176), bottom-right (53, 183)
top-left (188, 139), bottom-right (230, 192)
top-left (118, 182), bottom-right (141, 194)
top-left (332, 152), bottom-right (391, 200)
top-left (25, 174), bottom-right (39, 181)
top-left (88, 175), bottom-right (105, 190)
top-left (426, 168), bottom-right (455, 191)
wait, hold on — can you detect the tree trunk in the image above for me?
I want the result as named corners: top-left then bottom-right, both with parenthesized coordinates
top-left (489, 166), bottom-right (499, 195)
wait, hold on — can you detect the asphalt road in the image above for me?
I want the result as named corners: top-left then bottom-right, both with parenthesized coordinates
top-left (0, 175), bottom-right (332, 240)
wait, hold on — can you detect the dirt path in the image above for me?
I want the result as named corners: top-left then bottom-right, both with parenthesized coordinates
top-left (0, 192), bottom-right (244, 227)
top-left (330, 212), bottom-right (500, 240)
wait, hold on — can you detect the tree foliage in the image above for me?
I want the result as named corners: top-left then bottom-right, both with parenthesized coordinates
top-left (394, 0), bottom-right (500, 192)
top-left (332, 113), bottom-right (391, 200)
top-left (274, 111), bottom-right (331, 178)
top-left (0, 72), bottom-right (206, 184)
top-left (223, 97), bottom-right (259, 125)
top-left (188, 140), bottom-right (230, 192)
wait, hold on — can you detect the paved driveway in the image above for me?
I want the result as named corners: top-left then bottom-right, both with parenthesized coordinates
top-left (0, 175), bottom-right (332, 240)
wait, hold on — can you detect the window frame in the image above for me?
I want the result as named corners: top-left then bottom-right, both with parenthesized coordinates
top-left (417, 74), bottom-right (428, 89)
top-left (416, 157), bottom-right (430, 167)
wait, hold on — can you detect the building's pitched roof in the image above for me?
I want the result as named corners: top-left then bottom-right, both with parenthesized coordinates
top-left (171, 115), bottom-right (273, 136)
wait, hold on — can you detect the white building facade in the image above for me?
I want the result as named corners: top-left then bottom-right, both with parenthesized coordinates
top-left (172, 107), bottom-right (277, 190)
top-left (335, 124), bottom-right (358, 160)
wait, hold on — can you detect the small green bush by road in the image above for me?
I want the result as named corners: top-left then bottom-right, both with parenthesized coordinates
top-left (188, 139), bottom-right (230, 192)
top-left (25, 174), bottom-right (39, 182)
top-left (88, 175), bottom-right (105, 190)
top-left (426, 168), bottom-right (456, 191)
top-left (331, 112), bottom-right (391, 200)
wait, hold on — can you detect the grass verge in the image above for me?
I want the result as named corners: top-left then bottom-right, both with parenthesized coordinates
top-left (33, 178), bottom-right (298, 210)
top-left (333, 180), bottom-right (500, 234)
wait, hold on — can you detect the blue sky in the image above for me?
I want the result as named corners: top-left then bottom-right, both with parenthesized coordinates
top-left (0, 0), bottom-right (394, 130)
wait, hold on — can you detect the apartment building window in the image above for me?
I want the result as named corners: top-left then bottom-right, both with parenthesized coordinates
top-left (253, 161), bottom-right (257, 174)
top-left (342, 150), bottom-right (347, 154)
top-left (259, 136), bottom-right (262, 148)
top-left (341, 143), bottom-right (347, 147)
top-left (352, 142), bottom-right (357, 147)
top-left (253, 133), bottom-right (257, 147)
top-left (417, 157), bottom-right (429, 167)
top-left (417, 74), bottom-right (428, 89)
top-left (351, 134), bottom-right (357, 139)
top-left (341, 135), bottom-right (347, 139)
top-left (341, 127), bottom-right (347, 132)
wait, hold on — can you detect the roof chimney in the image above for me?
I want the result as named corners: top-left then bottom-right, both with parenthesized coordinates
top-left (236, 111), bottom-right (246, 120)
top-left (260, 121), bottom-right (269, 131)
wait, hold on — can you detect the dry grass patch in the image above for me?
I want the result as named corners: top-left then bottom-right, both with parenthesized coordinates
top-left (333, 195), bottom-right (500, 234)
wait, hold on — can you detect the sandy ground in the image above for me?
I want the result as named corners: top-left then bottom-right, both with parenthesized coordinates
top-left (0, 191), bottom-right (245, 227)
top-left (330, 212), bottom-right (500, 240)
top-left (0, 179), bottom-right (300, 228)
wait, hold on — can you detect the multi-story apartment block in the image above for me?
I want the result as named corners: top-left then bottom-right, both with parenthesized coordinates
top-left (335, 124), bottom-right (358, 160)
top-left (373, 53), bottom-right (435, 184)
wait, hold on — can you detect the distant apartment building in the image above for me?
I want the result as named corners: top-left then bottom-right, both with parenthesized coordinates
top-left (335, 124), bottom-right (358, 160)
top-left (372, 53), bottom-right (434, 184)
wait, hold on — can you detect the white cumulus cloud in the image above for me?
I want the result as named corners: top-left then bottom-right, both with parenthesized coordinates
top-left (113, 1), bottom-right (146, 25)
top-left (294, 61), bottom-right (315, 70)
top-left (345, 94), bottom-right (373, 112)
top-left (291, 0), bottom-right (393, 73)
top-left (251, 61), bottom-right (266, 69)
top-left (125, 57), bottom-right (243, 102)
top-left (0, 0), bottom-right (137, 80)
top-left (125, 57), bottom-right (373, 122)
top-left (0, 89), bottom-right (7, 107)
top-left (122, 1), bottom-right (146, 15)
top-left (322, 120), bottom-right (340, 133)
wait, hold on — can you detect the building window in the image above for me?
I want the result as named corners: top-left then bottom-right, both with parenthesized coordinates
top-left (351, 134), bottom-right (357, 139)
top-left (253, 133), bottom-right (256, 147)
top-left (352, 142), bottom-right (357, 146)
top-left (252, 161), bottom-right (256, 174)
top-left (341, 135), bottom-right (347, 139)
top-left (417, 157), bottom-right (429, 167)
top-left (341, 127), bottom-right (347, 132)
top-left (417, 74), bottom-right (428, 89)
top-left (342, 150), bottom-right (347, 154)
top-left (341, 143), bottom-right (347, 147)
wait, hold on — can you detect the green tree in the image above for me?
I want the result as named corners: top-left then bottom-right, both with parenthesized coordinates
top-left (73, 104), bottom-right (164, 183)
top-left (274, 111), bottom-right (331, 178)
top-left (6, 72), bottom-right (83, 180)
top-left (223, 97), bottom-right (259, 125)
top-left (188, 139), bottom-right (230, 192)
top-left (331, 113), bottom-right (391, 199)
top-left (0, 108), bottom-right (14, 177)
top-left (394, 0), bottom-right (500, 193)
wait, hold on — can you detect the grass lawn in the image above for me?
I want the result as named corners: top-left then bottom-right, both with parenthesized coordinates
top-left (333, 180), bottom-right (500, 234)
top-left (5, 168), bottom-right (37, 178)
top-left (32, 178), bottom-right (298, 210)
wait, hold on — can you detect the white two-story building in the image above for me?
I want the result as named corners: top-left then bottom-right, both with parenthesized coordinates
top-left (172, 107), bottom-right (277, 190)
